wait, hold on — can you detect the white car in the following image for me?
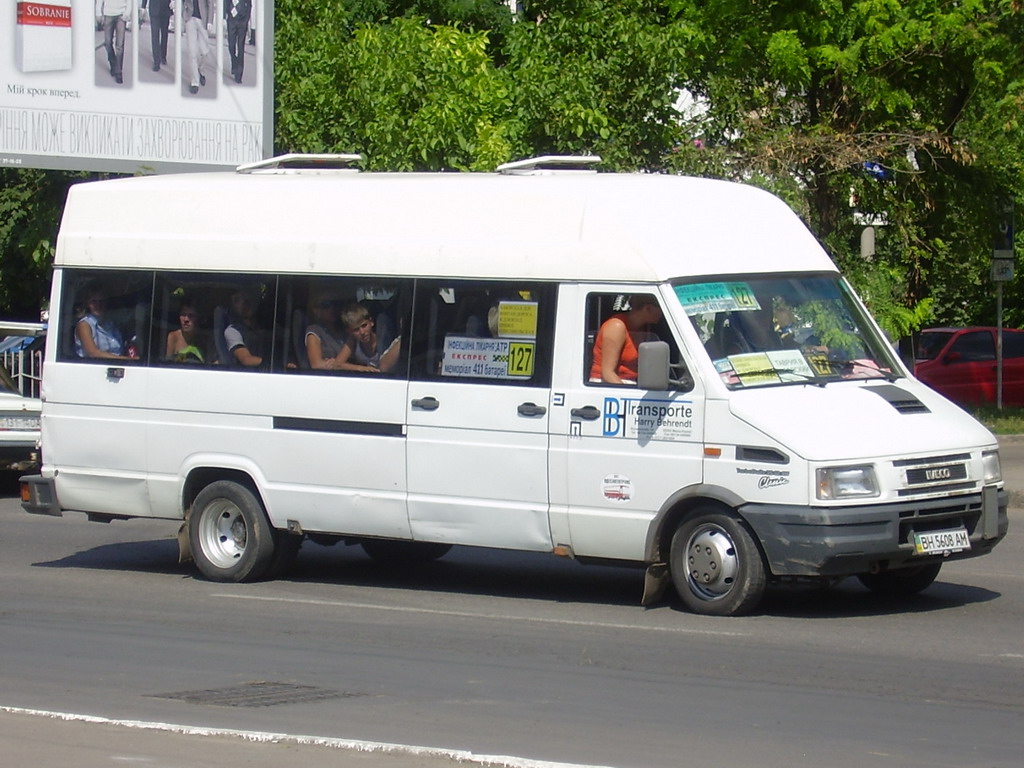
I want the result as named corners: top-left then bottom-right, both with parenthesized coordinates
top-left (0, 323), bottom-right (44, 472)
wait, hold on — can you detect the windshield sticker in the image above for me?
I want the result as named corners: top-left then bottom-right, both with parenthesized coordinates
top-left (602, 396), bottom-right (695, 440)
top-left (765, 350), bottom-right (817, 381)
top-left (730, 353), bottom-right (781, 385)
top-left (716, 350), bottom-right (819, 387)
top-left (675, 282), bottom-right (761, 315)
top-left (441, 336), bottom-right (535, 379)
top-left (495, 301), bottom-right (539, 339)
top-left (602, 474), bottom-right (633, 502)
top-left (805, 351), bottom-right (833, 376)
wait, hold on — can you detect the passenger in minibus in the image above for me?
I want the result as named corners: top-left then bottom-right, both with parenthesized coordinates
top-left (335, 302), bottom-right (400, 373)
top-left (305, 292), bottom-right (348, 370)
top-left (224, 286), bottom-right (268, 367)
top-left (75, 286), bottom-right (131, 359)
top-left (166, 300), bottom-right (211, 363)
top-left (589, 295), bottom-right (662, 384)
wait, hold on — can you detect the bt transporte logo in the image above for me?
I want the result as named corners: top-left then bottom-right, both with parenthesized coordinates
top-left (603, 397), bottom-right (694, 439)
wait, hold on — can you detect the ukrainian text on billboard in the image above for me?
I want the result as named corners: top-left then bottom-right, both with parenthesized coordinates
top-left (2, 1), bottom-right (271, 173)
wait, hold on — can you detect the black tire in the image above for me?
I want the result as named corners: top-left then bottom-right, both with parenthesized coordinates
top-left (669, 507), bottom-right (767, 616)
top-left (189, 480), bottom-right (276, 582)
top-left (360, 539), bottom-right (452, 564)
top-left (857, 563), bottom-right (941, 597)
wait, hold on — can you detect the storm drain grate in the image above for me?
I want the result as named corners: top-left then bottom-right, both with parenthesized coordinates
top-left (152, 681), bottom-right (359, 707)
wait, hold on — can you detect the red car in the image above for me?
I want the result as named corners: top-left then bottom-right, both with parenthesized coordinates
top-left (915, 327), bottom-right (1024, 407)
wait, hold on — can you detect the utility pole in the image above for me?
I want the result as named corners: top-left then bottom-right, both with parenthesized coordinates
top-left (992, 203), bottom-right (1015, 410)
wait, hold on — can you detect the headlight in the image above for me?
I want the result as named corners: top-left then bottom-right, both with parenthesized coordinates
top-left (982, 450), bottom-right (1002, 484)
top-left (816, 465), bottom-right (879, 500)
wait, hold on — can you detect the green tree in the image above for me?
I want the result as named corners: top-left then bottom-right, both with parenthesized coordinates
top-left (0, 169), bottom-right (86, 320)
top-left (666, 0), bottom-right (1024, 332)
top-left (502, 1), bottom-right (700, 169)
top-left (276, 11), bottom-right (515, 169)
top-left (6, 0), bottom-right (1024, 331)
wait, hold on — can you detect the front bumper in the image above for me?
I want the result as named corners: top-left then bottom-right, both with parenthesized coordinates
top-left (742, 487), bottom-right (1008, 577)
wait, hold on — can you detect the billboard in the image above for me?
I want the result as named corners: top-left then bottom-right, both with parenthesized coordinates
top-left (2, 0), bottom-right (272, 173)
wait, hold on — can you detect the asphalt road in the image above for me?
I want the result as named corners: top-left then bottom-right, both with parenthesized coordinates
top-left (0, 447), bottom-right (1022, 768)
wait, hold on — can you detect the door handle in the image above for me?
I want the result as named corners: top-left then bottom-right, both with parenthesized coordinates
top-left (571, 405), bottom-right (600, 420)
top-left (517, 402), bottom-right (547, 417)
top-left (107, 367), bottom-right (125, 380)
top-left (411, 396), bottom-right (440, 411)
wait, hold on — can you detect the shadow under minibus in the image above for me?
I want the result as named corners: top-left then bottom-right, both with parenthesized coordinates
top-left (33, 533), bottom-right (1000, 618)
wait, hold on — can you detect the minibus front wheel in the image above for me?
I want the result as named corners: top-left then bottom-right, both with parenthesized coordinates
top-left (190, 480), bottom-right (276, 582)
top-left (669, 507), bottom-right (767, 617)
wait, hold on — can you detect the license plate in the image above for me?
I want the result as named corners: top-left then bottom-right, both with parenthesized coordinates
top-left (914, 527), bottom-right (970, 555)
top-left (0, 416), bottom-right (39, 431)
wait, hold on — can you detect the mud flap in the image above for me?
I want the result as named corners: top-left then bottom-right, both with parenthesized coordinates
top-left (641, 562), bottom-right (669, 605)
top-left (177, 519), bottom-right (193, 563)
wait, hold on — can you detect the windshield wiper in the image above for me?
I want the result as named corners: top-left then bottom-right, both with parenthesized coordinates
top-left (811, 358), bottom-right (901, 382)
top-left (731, 368), bottom-right (827, 388)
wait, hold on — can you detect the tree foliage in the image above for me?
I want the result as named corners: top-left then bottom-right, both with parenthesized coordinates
top-left (3, 0), bottom-right (1023, 333)
top-left (0, 170), bottom-right (87, 320)
top-left (664, 0), bottom-right (1024, 329)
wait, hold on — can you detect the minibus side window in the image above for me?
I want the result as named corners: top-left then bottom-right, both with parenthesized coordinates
top-left (585, 292), bottom-right (682, 387)
top-left (147, 273), bottom-right (281, 370)
top-left (58, 269), bottom-right (154, 363)
top-left (281, 276), bottom-right (410, 377)
top-left (410, 281), bottom-right (555, 385)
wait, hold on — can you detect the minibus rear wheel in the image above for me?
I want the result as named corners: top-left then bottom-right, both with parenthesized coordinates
top-left (669, 508), bottom-right (767, 616)
top-left (190, 480), bottom-right (276, 582)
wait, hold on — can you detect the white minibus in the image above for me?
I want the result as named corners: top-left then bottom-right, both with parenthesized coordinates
top-left (21, 154), bottom-right (1008, 616)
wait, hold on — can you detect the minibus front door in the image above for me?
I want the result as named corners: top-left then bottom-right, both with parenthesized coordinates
top-left (548, 285), bottom-right (705, 562)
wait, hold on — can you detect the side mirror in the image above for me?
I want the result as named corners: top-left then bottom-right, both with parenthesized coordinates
top-left (638, 341), bottom-right (670, 391)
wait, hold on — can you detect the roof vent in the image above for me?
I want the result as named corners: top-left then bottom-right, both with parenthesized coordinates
top-left (236, 153), bottom-right (363, 174)
top-left (497, 155), bottom-right (602, 175)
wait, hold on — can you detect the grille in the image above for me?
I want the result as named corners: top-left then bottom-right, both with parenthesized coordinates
top-left (896, 495), bottom-right (981, 545)
top-left (893, 453), bottom-right (974, 495)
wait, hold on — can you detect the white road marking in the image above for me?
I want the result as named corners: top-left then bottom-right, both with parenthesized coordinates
top-left (0, 705), bottom-right (615, 768)
top-left (213, 593), bottom-right (744, 636)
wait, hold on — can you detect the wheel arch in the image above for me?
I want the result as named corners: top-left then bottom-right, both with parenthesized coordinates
top-left (645, 484), bottom-right (749, 564)
top-left (182, 463), bottom-right (267, 520)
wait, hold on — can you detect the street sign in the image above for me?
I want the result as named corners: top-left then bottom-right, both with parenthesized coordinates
top-left (992, 257), bottom-right (1015, 282)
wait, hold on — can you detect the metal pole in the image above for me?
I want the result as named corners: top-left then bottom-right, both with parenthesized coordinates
top-left (997, 283), bottom-right (1003, 410)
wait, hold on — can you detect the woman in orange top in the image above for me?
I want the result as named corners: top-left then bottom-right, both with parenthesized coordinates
top-left (589, 295), bottom-right (662, 384)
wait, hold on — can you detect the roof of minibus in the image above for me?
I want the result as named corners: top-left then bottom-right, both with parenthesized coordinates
top-left (55, 169), bottom-right (838, 282)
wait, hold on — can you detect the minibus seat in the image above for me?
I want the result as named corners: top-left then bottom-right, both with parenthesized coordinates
top-left (708, 312), bottom-right (744, 358)
top-left (375, 309), bottom-right (397, 349)
top-left (212, 306), bottom-right (235, 366)
top-left (132, 301), bottom-right (150, 360)
top-left (585, 331), bottom-right (597, 379)
top-left (292, 309), bottom-right (310, 369)
top-left (64, 320), bottom-right (78, 359)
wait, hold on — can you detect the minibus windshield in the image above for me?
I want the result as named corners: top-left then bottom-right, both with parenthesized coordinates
top-left (673, 274), bottom-right (902, 389)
